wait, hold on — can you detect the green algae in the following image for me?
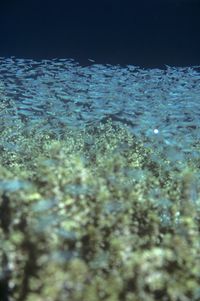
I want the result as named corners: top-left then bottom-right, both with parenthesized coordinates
top-left (0, 121), bottom-right (200, 301)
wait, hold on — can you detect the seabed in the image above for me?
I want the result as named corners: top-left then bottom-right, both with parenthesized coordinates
top-left (0, 57), bottom-right (200, 301)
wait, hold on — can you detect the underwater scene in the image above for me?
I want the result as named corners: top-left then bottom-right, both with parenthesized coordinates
top-left (0, 57), bottom-right (200, 301)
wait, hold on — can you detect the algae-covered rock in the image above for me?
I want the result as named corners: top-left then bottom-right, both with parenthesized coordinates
top-left (0, 121), bottom-right (200, 301)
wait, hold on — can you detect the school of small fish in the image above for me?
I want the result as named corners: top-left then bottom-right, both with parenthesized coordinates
top-left (0, 56), bottom-right (200, 159)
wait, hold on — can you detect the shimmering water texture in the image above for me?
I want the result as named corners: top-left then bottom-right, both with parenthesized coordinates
top-left (1, 57), bottom-right (200, 301)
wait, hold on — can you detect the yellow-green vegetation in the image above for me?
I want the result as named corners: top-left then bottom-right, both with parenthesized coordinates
top-left (0, 120), bottom-right (200, 301)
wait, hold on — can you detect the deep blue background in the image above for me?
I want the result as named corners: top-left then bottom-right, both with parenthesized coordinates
top-left (0, 0), bottom-right (200, 67)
